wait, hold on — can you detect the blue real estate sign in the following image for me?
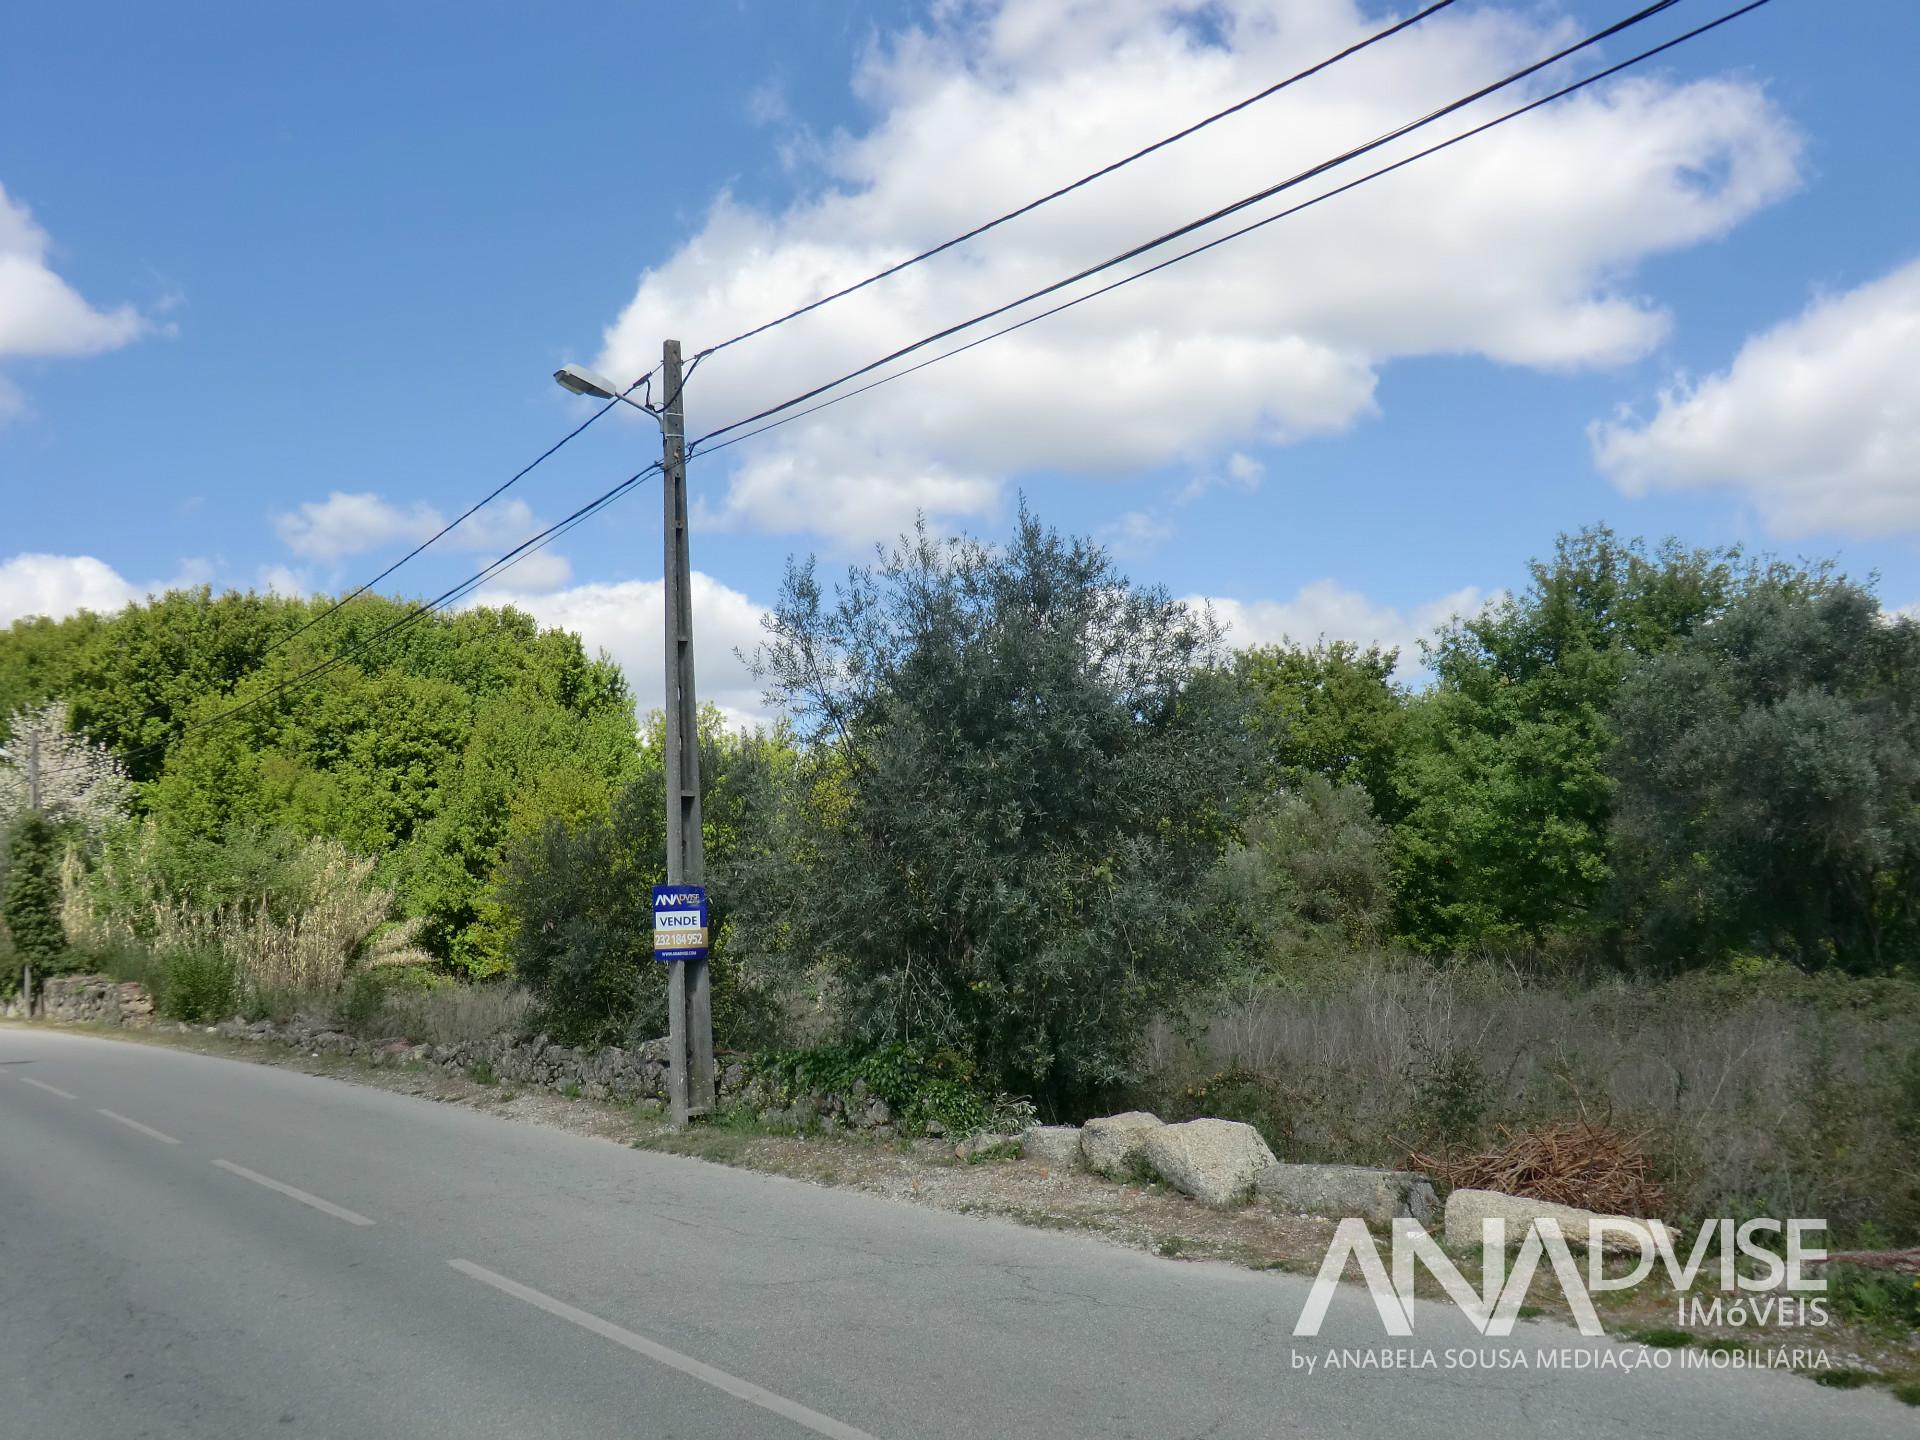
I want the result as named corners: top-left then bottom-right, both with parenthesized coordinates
top-left (651, 884), bottom-right (709, 962)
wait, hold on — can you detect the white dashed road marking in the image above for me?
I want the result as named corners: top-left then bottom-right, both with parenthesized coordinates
top-left (97, 1108), bottom-right (180, 1144)
top-left (448, 1259), bottom-right (882, 1440)
top-left (212, 1159), bottom-right (375, 1226)
top-left (19, 1075), bottom-right (77, 1100)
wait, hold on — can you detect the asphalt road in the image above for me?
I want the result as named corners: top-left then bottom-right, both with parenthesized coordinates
top-left (0, 1027), bottom-right (1908, 1439)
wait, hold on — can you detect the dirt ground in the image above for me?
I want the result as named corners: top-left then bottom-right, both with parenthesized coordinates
top-left (23, 1020), bottom-right (1920, 1402)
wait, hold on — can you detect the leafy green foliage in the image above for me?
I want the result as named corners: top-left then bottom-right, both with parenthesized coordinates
top-left (497, 708), bottom-right (793, 1046)
top-left (1824, 1263), bottom-right (1920, 1337)
top-left (161, 943), bottom-right (239, 1023)
top-left (1232, 639), bottom-right (1405, 807)
top-left (0, 590), bottom-right (640, 974)
top-left (1388, 528), bottom-right (1755, 952)
top-left (2, 813), bottom-right (66, 968)
top-left (744, 509), bottom-right (1254, 1108)
top-left (752, 1041), bottom-right (1030, 1138)
top-left (1611, 583), bottom-right (1920, 972)
top-left (1212, 776), bottom-right (1393, 973)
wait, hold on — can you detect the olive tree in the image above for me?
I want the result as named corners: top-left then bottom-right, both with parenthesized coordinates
top-left (1609, 582), bottom-right (1920, 973)
top-left (743, 510), bottom-right (1253, 1108)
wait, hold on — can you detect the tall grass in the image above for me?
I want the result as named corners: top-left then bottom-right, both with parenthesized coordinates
top-left (354, 982), bottom-right (534, 1046)
top-left (61, 833), bottom-right (431, 1020)
top-left (1142, 954), bottom-right (1920, 1244)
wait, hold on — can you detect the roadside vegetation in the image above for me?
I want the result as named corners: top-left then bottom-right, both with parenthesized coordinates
top-left (4, 516), bottom-right (1919, 1250)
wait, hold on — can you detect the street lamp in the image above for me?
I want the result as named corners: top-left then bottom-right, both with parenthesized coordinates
top-left (554, 345), bottom-right (712, 1126)
top-left (553, 364), bottom-right (656, 414)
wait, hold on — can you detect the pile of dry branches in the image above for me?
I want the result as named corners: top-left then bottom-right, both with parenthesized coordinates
top-left (1411, 1119), bottom-right (1667, 1218)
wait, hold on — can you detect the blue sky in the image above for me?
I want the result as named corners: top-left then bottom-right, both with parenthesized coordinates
top-left (2, 0), bottom-right (1916, 723)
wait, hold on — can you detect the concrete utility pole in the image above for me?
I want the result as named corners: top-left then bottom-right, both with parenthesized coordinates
top-left (659, 339), bottom-right (714, 1124)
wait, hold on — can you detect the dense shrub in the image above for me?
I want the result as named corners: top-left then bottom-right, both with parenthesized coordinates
top-left (751, 1042), bottom-right (1033, 1138)
top-left (163, 943), bottom-right (240, 1023)
top-left (498, 709), bottom-right (792, 1047)
top-left (3, 813), bottom-right (66, 970)
top-left (1212, 775), bottom-right (1393, 973)
top-left (743, 510), bottom-right (1254, 1110)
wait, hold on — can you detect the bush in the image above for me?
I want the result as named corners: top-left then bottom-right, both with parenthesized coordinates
top-left (163, 943), bottom-right (239, 1023)
top-left (3, 813), bottom-right (66, 969)
top-left (753, 1042), bottom-right (1033, 1138)
top-left (61, 821), bottom-right (431, 1017)
top-left (744, 511), bottom-right (1253, 1109)
top-left (498, 710), bottom-right (791, 1049)
top-left (351, 980), bottom-right (534, 1046)
top-left (1212, 776), bottom-right (1393, 972)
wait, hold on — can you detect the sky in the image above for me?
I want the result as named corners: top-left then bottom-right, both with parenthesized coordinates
top-left (2, 0), bottom-right (1916, 727)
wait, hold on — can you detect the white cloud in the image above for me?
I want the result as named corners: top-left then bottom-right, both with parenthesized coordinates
top-left (0, 553), bottom-right (141, 626)
top-left (467, 572), bottom-right (775, 729)
top-left (0, 183), bottom-right (148, 391)
top-left (495, 550), bottom-right (573, 593)
top-left (1592, 256), bottom-right (1920, 538)
top-left (257, 564), bottom-right (310, 599)
top-left (274, 492), bottom-right (544, 564)
top-left (1177, 448), bottom-right (1266, 504)
top-left (591, 0), bottom-right (1799, 542)
top-left (275, 492), bottom-right (441, 562)
top-left (1098, 508), bottom-right (1173, 556)
top-left (1196, 577), bottom-right (1491, 681)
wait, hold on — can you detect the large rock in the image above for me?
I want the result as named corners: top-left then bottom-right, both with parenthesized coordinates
top-left (1139, 1119), bottom-right (1277, 1208)
top-left (1254, 1164), bottom-right (1437, 1228)
top-left (1080, 1112), bottom-right (1165, 1179)
top-left (1444, 1188), bottom-right (1661, 1253)
top-left (1020, 1124), bottom-right (1083, 1169)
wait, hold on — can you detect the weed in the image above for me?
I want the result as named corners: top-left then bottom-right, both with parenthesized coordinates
top-left (1824, 1263), bottom-right (1920, 1336)
top-left (466, 1061), bottom-right (497, 1086)
top-left (164, 944), bottom-right (238, 1023)
top-left (1628, 1327), bottom-right (1694, 1348)
top-left (1812, 1368), bottom-right (1871, 1389)
top-left (1891, 1381), bottom-right (1920, 1407)
top-left (752, 1041), bottom-right (1032, 1139)
top-left (559, 1081), bottom-right (581, 1099)
top-left (1156, 1235), bottom-right (1187, 1258)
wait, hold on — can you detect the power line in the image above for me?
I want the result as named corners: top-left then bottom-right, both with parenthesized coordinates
top-left (695, 0), bottom-right (1462, 359)
top-left (691, 0), bottom-right (1775, 466)
top-left (37, 0), bottom-right (1775, 781)
top-left (691, 0), bottom-right (1682, 453)
top-left (266, 368), bottom-right (658, 657)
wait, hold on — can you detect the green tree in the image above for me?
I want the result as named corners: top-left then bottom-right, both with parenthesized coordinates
top-left (65, 588), bottom-right (295, 782)
top-left (138, 598), bottom-right (639, 973)
top-left (1231, 639), bottom-right (1405, 808)
top-left (1610, 583), bottom-right (1920, 974)
top-left (0, 611), bottom-right (101, 734)
top-left (1212, 775), bottom-right (1393, 974)
top-left (744, 510), bottom-right (1253, 1108)
top-left (1389, 528), bottom-right (1755, 952)
top-left (3, 813), bottom-right (67, 970)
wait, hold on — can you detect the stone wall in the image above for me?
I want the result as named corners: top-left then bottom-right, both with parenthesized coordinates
top-left (24, 977), bottom-right (903, 1137)
top-left (36, 973), bottom-right (155, 1027)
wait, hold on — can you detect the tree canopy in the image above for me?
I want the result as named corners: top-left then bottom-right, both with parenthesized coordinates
top-left (741, 510), bottom-right (1256, 1106)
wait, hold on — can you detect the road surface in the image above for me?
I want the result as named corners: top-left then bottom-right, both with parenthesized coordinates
top-left (0, 1026), bottom-right (1907, 1438)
